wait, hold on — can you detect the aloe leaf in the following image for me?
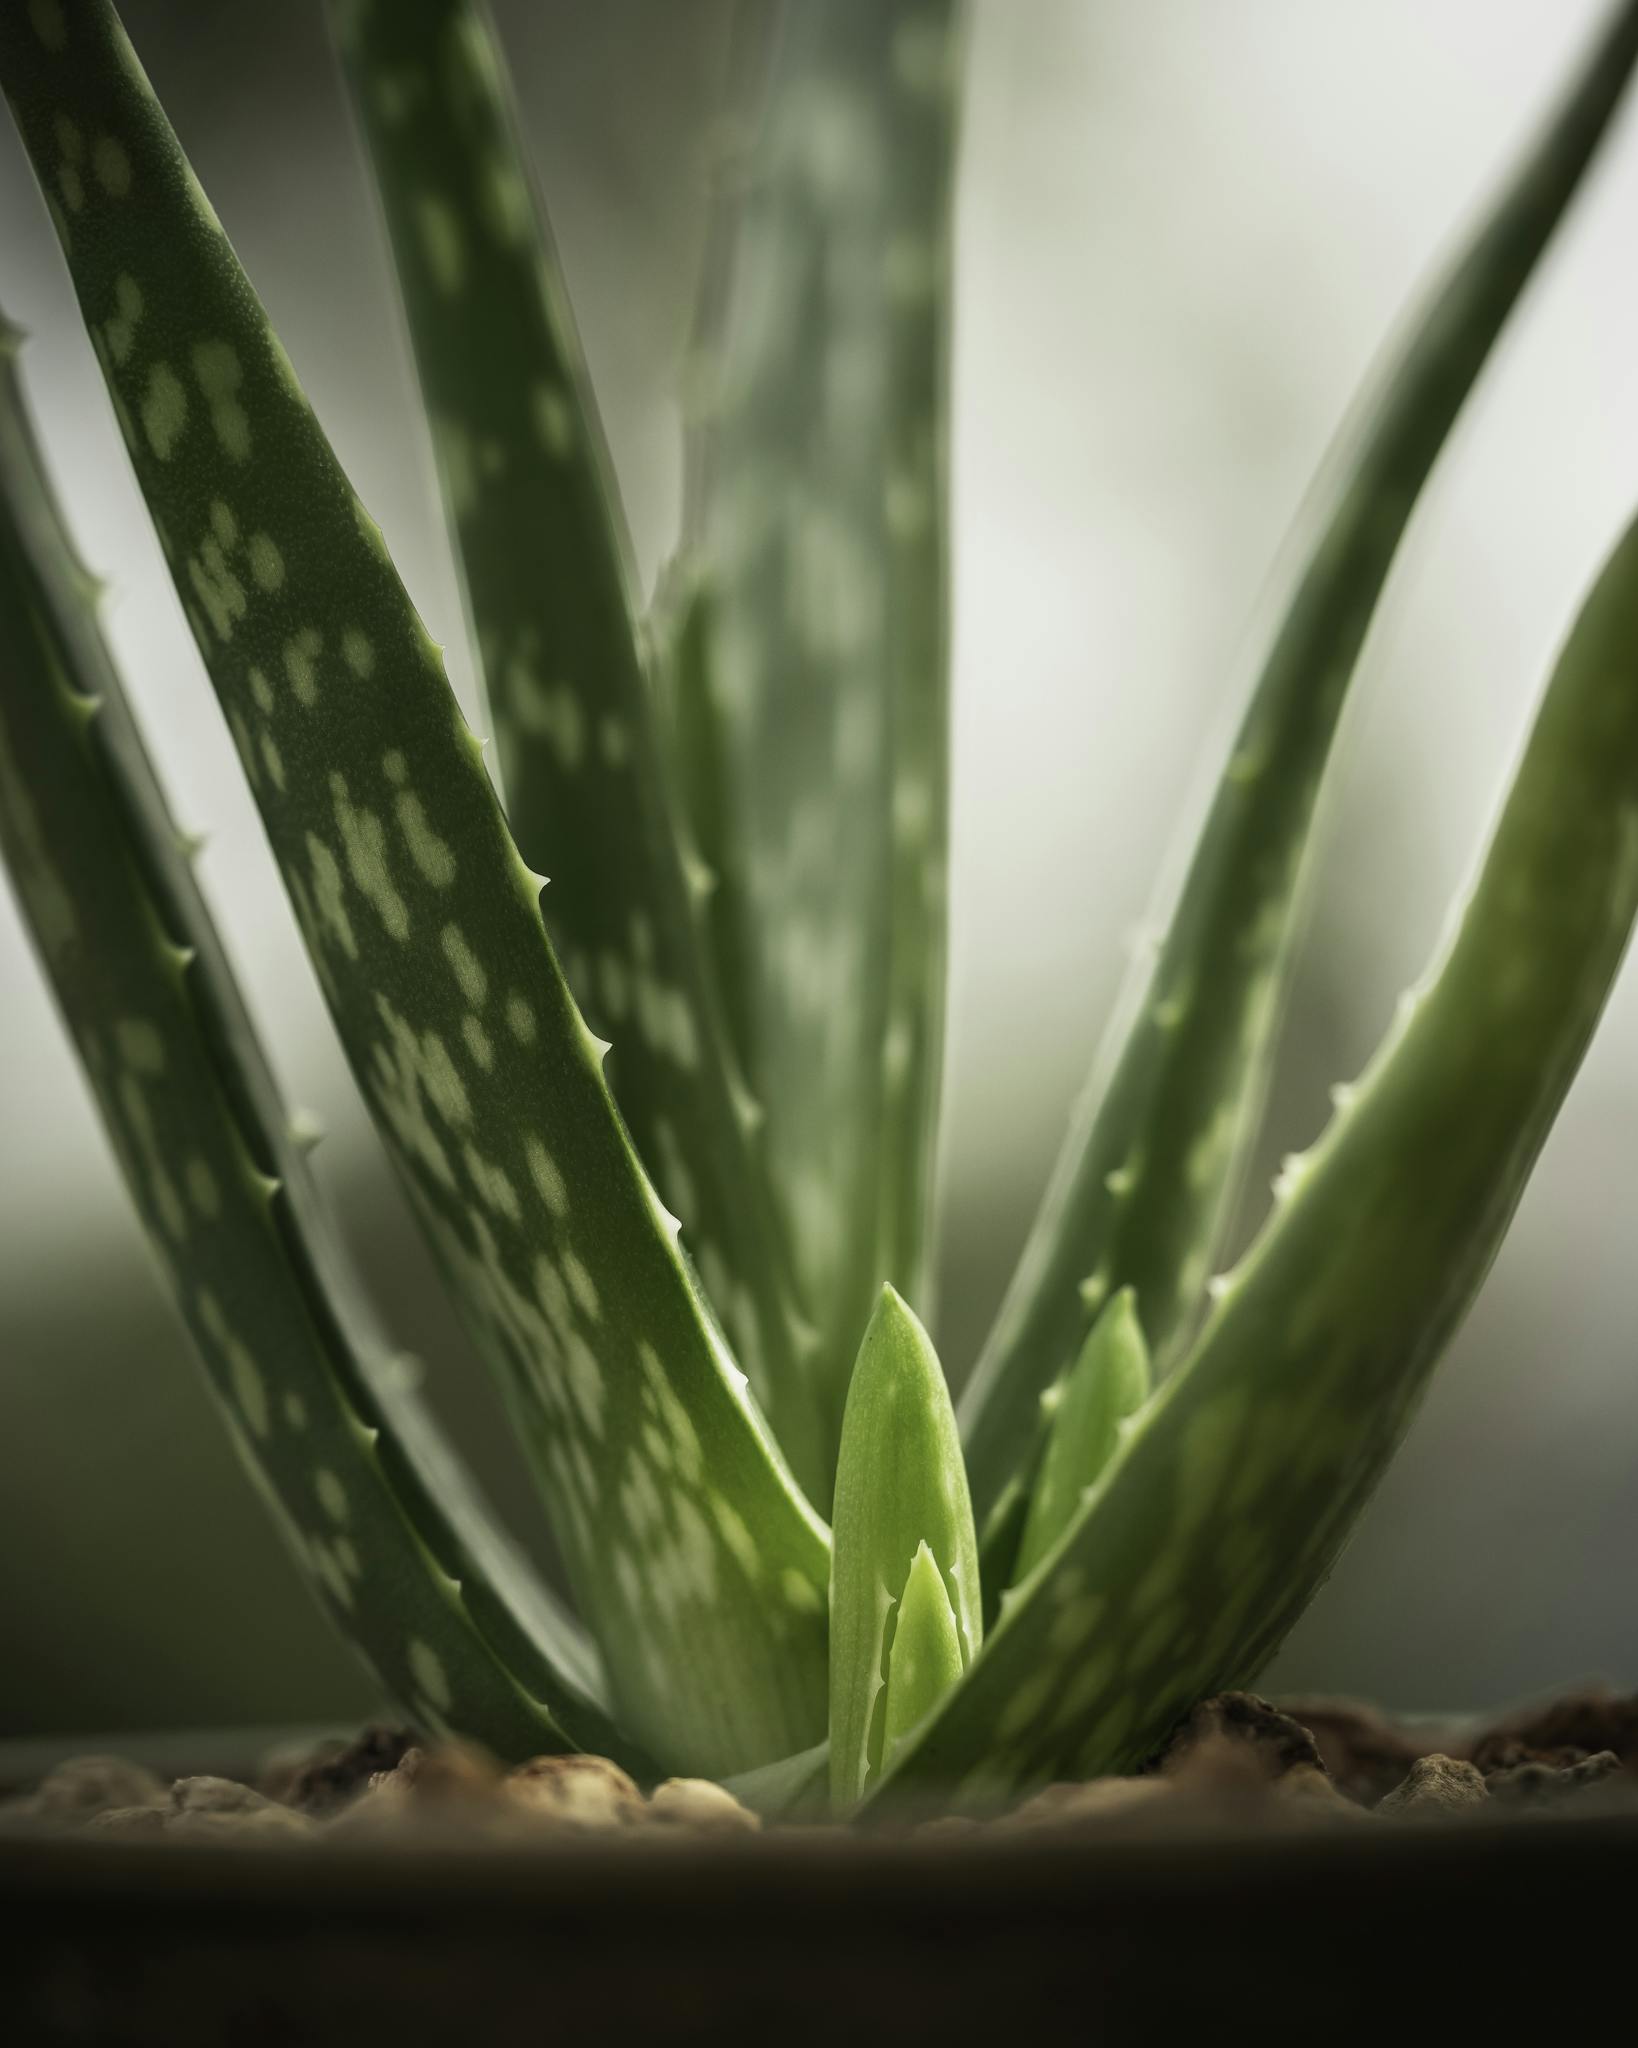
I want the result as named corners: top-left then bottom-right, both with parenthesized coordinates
top-left (877, 507), bottom-right (1638, 1808)
top-left (958, 0), bottom-right (1638, 1555)
top-left (679, 0), bottom-right (963, 1443)
top-left (829, 1287), bottom-right (979, 1808)
top-left (0, 0), bottom-right (830, 1778)
top-left (1013, 1288), bottom-right (1150, 1585)
top-left (882, 1540), bottom-right (966, 1770)
top-left (0, 324), bottom-right (640, 1766)
top-left (327, 0), bottom-right (829, 1505)
top-left (651, 568), bottom-right (757, 1078)
top-left (720, 1737), bottom-right (830, 1822)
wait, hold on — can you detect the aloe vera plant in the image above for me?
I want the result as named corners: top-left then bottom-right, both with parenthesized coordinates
top-left (3, 0), bottom-right (1637, 1817)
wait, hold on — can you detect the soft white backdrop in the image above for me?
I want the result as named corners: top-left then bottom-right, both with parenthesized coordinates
top-left (1, 0), bottom-right (1634, 1723)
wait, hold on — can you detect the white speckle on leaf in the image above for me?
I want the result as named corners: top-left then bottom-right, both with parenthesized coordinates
top-left (315, 1468), bottom-right (350, 1523)
top-left (407, 1637), bottom-right (453, 1712)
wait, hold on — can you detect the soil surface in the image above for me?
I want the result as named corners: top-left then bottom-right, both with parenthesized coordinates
top-left (5, 1686), bottom-right (1636, 1847)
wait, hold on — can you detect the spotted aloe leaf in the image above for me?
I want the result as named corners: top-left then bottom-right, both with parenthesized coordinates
top-left (651, 568), bottom-right (750, 1071)
top-left (327, 0), bottom-right (830, 1505)
top-left (829, 1287), bottom-right (979, 1808)
top-left (0, 0), bottom-right (830, 1778)
top-left (876, 507), bottom-right (1638, 1809)
top-left (677, 0), bottom-right (963, 1451)
top-left (0, 324), bottom-right (639, 1766)
top-left (958, 0), bottom-right (1638, 1567)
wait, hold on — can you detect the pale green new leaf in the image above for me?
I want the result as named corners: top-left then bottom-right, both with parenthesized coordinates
top-left (829, 1287), bottom-right (978, 1808)
top-left (958, 0), bottom-right (1638, 1562)
top-left (1013, 1288), bottom-right (1150, 1585)
top-left (679, 0), bottom-right (963, 1451)
top-left (878, 506), bottom-right (1638, 1808)
top-left (0, 326), bottom-right (636, 1766)
top-left (329, 0), bottom-right (828, 1503)
top-left (0, 0), bottom-right (828, 1778)
top-left (882, 1540), bottom-right (965, 1772)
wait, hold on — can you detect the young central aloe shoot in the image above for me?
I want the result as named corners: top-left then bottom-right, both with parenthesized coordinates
top-left (829, 1288), bottom-right (980, 1808)
top-left (2, 0), bottom-right (1638, 1819)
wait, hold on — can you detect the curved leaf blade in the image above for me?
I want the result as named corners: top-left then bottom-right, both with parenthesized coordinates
top-left (328, 0), bottom-right (829, 1503)
top-left (881, 507), bottom-right (1638, 1808)
top-left (0, 0), bottom-right (828, 1777)
top-left (959, 0), bottom-right (1638, 1554)
top-left (0, 326), bottom-right (632, 1765)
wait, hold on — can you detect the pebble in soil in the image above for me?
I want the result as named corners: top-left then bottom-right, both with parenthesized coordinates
top-left (4, 1689), bottom-right (1637, 1846)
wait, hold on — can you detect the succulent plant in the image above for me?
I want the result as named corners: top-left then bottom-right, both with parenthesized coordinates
top-left (3, 0), bottom-right (1637, 1818)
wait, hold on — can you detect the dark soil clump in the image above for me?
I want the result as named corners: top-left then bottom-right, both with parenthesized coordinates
top-left (1466, 1683), bottom-right (1638, 1775)
top-left (269, 1724), bottom-right (419, 1816)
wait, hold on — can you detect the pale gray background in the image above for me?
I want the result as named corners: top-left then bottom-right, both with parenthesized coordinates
top-left (1, 0), bottom-right (1634, 1735)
